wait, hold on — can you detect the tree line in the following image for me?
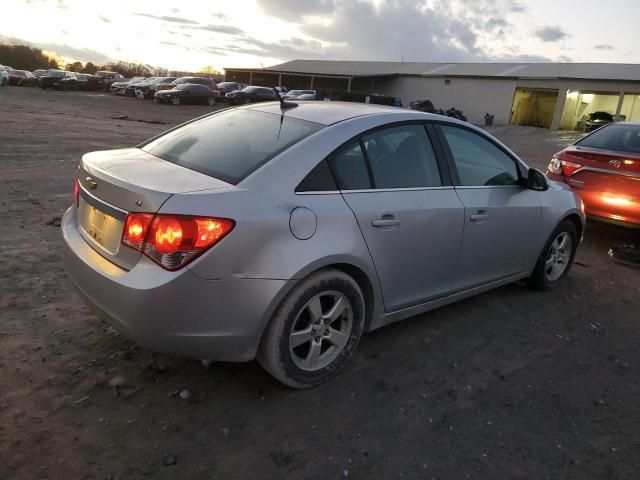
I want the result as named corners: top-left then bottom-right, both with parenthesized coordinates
top-left (0, 43), bottom-right (223, 79)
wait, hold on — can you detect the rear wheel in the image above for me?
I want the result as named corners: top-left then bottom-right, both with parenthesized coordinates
top-left (258, 269), bottom-right (365, 388)
top-left (527, 220), bottom-right (578, 290)
top-left (171, 96), bottom-right (180, 105)
top-left (207, 97), bottom-right (215, 106)
top-left (1, 78), bottom-right (7, 86)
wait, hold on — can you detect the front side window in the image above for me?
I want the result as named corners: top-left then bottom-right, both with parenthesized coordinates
top-left (441, 125), bottom-right (519, 186)
top-left (363, 124), bottom-right (442, 188)
top-left (142, 109), bottom-right (322, 184)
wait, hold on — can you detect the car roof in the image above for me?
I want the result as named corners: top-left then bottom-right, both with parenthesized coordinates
top-left (243, 101), bottom-right (423, 126)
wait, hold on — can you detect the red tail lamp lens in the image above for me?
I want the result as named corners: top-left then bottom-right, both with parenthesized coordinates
top-left (121, 213), bottom-right (234, 270)
top-left (123, 213), bottom-right (153, 244)
top-left (73, 177), bottom-right (79, 207)
top-left (561, 160), bottom-right (582, 176)
top-left (153, 217), bottom-right (183, 253)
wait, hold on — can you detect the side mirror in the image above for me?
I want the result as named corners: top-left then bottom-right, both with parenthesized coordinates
top-left (527, 168), bottom-right (549, 191)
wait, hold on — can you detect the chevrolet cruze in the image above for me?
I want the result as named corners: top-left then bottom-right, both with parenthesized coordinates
top-left (62, 102), bottom-right (585, 388)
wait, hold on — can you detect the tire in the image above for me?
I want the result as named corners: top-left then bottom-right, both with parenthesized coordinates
top-left (207, 97), bottom-right (215, 106)
top-left (1, 78), bottom-right (7, 86)
top-left (258, 269), bottom-right (365, 388)
top-left (171, 96), bottom-right (180, 105)
top-left (526, 219), bottom-right (578, 291)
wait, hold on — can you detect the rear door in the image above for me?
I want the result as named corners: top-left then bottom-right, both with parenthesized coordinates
top-left (436, 124), bottom-right (542, 291)
top-left (333, 123), bottom-right (465, 312)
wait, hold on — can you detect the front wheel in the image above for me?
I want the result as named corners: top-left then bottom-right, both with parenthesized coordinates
top-left (258, 269), bottom-right (365, 388)
top-left (171, 96), bottom-right (180, 105)
top-left (207, 97), bottom-right (215, 106)
top-left (526, 219), bottom-right (578, 291)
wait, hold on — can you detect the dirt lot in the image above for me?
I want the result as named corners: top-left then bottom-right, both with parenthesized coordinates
top-left (1, 87), bottom-right (639, 480)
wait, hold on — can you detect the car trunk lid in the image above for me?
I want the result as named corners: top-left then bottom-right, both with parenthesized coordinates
top-left (76, 147), bottom-right (232, 270)
top-left (560, 146), bottom-right (640, 194)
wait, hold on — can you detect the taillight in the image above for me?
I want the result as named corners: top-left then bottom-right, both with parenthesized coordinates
top-left (73, 176), bottom-right (79, 207)
top-left (560, 160), bottom-right (582, 176)
top-left (121, 214), bottom-right (234, 271)
top-left (547, 156), bottom-right (582, 177)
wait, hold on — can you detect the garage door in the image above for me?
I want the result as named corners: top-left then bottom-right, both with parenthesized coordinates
top-left (510, 88), bottom-right (559, 129)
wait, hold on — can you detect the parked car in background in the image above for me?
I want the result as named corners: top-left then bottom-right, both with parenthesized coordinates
top-left (75, 73), bottom-right (93, 90)
top-left (134, 77), bottom-right (177, 99)
top-left (33, 69), bottom-right (47, 78)
top-left (225, 86), bottom-right (278, 105)
top-left (0, 65), bottom-right (9, 86)
top-left (217, 81), bottom-right (247, 96)
top-left (40, 70), bottom-right (77, 90)
top-left (284, 89), bottom-right (317, 100)
top-left (61, 102), bottom-right (584, 388)
top-left (125, 77), bottom-right (157, 97)
top-left (94, 71), bottom-right (125, 90)
top-left (577, 111), bottom-right (614, 132)
top-left (8, 69), bottom-right (37, 86)
top-left (154, 83), bottom-right (217, 105)
top-left (547, 122), bottom-right (640, 227)
top-left (110, 77), bottom-right (146, 95)
top-left (156, 76), bottom-right (218, 92)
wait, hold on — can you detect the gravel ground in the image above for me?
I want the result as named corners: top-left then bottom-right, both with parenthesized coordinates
top-left (1, 87), bottom-right (639, 480)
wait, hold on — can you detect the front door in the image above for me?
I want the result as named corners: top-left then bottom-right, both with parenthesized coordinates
top-left (330, 123), bottom-right (465, 312)
top-left (437, 124), bottom-right (543, 291)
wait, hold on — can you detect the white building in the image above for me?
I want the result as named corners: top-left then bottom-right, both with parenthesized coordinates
top-left (224, 60), bottom-right (640, 130)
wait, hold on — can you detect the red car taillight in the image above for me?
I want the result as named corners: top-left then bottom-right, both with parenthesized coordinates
top-left (73, 176), bottom-right (79, 207)
top-left (548, 155), bottom-right (582, 177)
top-left (121, 213), bottom-right (234, 271)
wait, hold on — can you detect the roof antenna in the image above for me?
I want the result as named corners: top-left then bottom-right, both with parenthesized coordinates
top-left (273, 87), bottom-right (298, 109)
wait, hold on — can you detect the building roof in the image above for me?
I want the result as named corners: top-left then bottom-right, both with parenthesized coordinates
top-left (227, 60), bottom-right (640, 82)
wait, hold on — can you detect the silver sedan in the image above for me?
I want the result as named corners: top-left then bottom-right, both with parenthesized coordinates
top-left (62, 101), bottom-right (585, 388)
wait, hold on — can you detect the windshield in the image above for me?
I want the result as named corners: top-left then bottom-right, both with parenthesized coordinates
top-left (142, 109), bottom-right (322, 184)
top-left (577, 124), bottom-right (640, 154)
top-left (590, 112), bottom-right (614, 121)
top-left (45, 71), bottom-right (65, 78)
top-left (242, 86), bottom-right (263, 93)
top-left (175, 84), bottom-right (190, 90)
top-left (12, 71), bottom-right (26, 77)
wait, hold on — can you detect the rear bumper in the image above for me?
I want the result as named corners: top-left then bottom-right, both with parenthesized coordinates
top-left (547, 172), bottom-right (640, 226)
top-left (61, 208), bottom-right (286, 361)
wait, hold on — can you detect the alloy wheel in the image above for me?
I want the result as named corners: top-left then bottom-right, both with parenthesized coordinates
top-left (288, 291), bottom-right (353, 371)
top-left (172, 96), bottom-right (180, 105)
top-left (544, 232), bottom-right (573, 281)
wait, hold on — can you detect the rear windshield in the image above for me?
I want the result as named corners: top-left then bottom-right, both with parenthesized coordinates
top-left (577, 124), bottom-right (640, 154)
top-left (141, 109), bottom-right (322, 184)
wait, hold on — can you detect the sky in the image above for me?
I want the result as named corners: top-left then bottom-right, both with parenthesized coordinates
top-left (2, 0), bottom-right (639, 71)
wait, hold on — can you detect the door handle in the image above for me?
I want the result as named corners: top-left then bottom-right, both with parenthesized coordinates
top-left (470, 212), bottom-right (489, 222)
top-left (372, 218), bottom-right (401, 228)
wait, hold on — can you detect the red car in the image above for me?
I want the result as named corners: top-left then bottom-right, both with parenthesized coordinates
top-left (8, 70), bottom-right (37, 86)
top-left (547, 122), bottom-right (640, 227)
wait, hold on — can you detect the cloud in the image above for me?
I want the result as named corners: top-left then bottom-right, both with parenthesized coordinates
top-left (534, 25), bottom-right (568, 42)
top-left (37, 41), bottom-right (113, 63)
top-left (199, 24), bottom-right (244, 35)
top-left (133, 13), bottom-right (199, 25)
top-left (485, 17), bottom-right (508, 30)
top-left (211, 12), bottom-right (231, 22)
top-left (256, 0), bottom-right (335, 22)
top-left (594, 44), bottom-right (614, 51)
top-left (99, 15), bottom-right (111, 23)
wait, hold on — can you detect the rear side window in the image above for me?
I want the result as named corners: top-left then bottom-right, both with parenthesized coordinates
top-left (328, 140), bottom-right (371, 190)
top-left (578, 124), bottom-right (640, 154)
top-left (363, 124), bottom-right (442, 188)
top-left (441, 125), bottom-right (519, 186)
top-left (142, 109), bottom-right (322, 184)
